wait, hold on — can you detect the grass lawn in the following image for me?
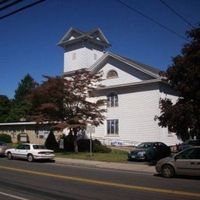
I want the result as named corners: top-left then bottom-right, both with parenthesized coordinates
top-left (56, 149), bottom-right (129, 163)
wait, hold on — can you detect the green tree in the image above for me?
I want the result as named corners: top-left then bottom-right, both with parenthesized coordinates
top-left (29, 70), bottom-right (106, 152)
top-left (0, 95), bottom-right (11, 122)
top-left (157, 26), bottom-right (200, 141)
top-left (7, 74), bottom-right (38, 122)
top-left (45, 130), bottom-right (58, 151)
top-left (14, 74), bottom-right (38, 102)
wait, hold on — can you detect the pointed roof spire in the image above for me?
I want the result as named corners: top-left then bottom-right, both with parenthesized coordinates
top-left (57, 27), bottom-right (111, 49)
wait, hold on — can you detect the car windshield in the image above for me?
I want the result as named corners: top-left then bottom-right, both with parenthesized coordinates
top-left (33, 145), bottom-right (46, 149)
top-left (137, 143), bottom-right (153, 149)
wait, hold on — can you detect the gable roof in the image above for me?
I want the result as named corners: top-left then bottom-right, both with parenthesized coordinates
top-left (63, 51), bottom-right (161, 79)
top-left (95, 79), bottom-right (163, 91)
top-left (57, 27), bottom-right (111, 48)
top-left (89, 52), bottom-right (161, 79)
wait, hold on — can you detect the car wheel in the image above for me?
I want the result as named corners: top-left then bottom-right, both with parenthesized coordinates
top-left (27, 154), bottom-right (34, 162)
top-left (7, 152), bottom-right (12, 160)
top-left (161, 164), bottom-right (175, 178)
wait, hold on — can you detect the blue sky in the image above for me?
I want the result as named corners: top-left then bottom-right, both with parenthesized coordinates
top-left (0, 0), bottom-right (199, 98)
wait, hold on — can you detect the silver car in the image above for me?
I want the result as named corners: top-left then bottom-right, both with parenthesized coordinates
top-left (5, 143), bottom-right (55, 162)
top-left (156, 146), bottom-right (200, 178)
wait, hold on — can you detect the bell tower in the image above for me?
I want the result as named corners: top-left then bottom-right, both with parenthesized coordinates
top-left (57, 28), bottom-right (111, 73)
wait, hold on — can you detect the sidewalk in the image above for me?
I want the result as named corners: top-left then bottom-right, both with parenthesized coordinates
top-left (55, 157), bottom-right (156, 174)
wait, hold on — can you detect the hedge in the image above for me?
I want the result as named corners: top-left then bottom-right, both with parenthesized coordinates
top-left (0, 133), bottom-right (12, 143)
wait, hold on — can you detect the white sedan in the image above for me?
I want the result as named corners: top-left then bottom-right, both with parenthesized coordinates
top-left (5, 143), bottom-right (55, 162)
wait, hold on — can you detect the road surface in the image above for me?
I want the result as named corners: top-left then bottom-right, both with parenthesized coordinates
top-left (0, 158), bottom-right (199, 200)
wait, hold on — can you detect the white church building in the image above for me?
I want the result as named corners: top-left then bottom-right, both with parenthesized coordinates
top-left (58, 28), bottom-right (180, 146)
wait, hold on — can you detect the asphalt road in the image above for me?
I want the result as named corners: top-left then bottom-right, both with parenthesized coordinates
top-left (0, 158), bottom-right (199, 200)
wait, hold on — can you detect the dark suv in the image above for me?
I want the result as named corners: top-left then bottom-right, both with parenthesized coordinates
top-left (177, 139), bottom-right (200, 151)
top-left (128, 142), bottom-right (171, 162)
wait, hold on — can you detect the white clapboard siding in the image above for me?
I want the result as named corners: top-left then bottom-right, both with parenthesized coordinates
top-left (64, 46), bottom-right (104, 72)
top-left (94, 85), bottom-right (159, 141)
top-left (93, 83), bottom-right (180, 146)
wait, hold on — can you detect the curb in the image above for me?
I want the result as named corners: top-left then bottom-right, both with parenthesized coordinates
top-left (54, 157), bottom-right (156, 174)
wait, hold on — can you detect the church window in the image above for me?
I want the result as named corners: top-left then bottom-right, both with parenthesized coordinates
top-left (107, 92), bottom-right (118, 107)
top-left (107, 70), bottom-right (118, 79)
top-left (72, 52), bottom-right (76, 60)
top-left (107, 119), bottom-right (119, 135)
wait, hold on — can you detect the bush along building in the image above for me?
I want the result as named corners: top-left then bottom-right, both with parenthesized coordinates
top-left (58, 28), bottom-right (180, 146)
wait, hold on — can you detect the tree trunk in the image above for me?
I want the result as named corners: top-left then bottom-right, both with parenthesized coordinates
top-left (73, 128), bottom-right (78, 153)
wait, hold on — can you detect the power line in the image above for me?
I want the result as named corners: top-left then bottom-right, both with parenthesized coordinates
top-left (0, 0), bottom-right (46, 20)
top-left (159, 0), bottom-right (195, 29)
top-left (0, 0), bottom-right (24, 12)
top-left (0, 0), bottom-right (11, 5)
top-left (117, 0), bottom-right (188, 41)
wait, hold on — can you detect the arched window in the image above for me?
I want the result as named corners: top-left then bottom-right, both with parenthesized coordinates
top-left (107, 92), bottom-right (118, 107)
top-left (107, 70), bottom-right (118, 79)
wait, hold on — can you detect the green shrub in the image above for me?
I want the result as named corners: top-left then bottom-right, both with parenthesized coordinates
top-left (93, 143), bottom-right (111, 153)
top-left (77, 139), bottom-right (93, 152)
top-left (0, 133), bottom-right (11, 143)
top-left (93, 139), bottom-right (101, 146)
top-left (45, 130), bottom-right (58, 151)
top-left (61, 136), bottom-right (111, 153)
top-left (78, 139), bottom-right (111, 153)
top-left (63, 133), bottom-right (74, 152)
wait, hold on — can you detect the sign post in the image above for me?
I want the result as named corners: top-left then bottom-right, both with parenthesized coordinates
top-left (87, 125), bottom-right (95, 157)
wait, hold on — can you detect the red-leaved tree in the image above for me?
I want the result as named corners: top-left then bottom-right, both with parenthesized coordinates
top-left (29, 69), bottom-right (106, 152)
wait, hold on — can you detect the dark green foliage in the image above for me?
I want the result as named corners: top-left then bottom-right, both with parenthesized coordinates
top-left (77, 139), bottom-right (90, 152)
top-left (14, 74), bottom-right (38, 102)
top-left (6, 100), bottom-right (32, 122)
top-left (63, 133), bottom-right (74, 152)
top-left (63, 138), bottom-right (111, 153)
top-left (0, 133), bottom-right (12, 143)
top-left (157, 26), bottom-right (200, 141)
top-left (93, 143), bottom-right (111, 153)
top-left (60, 136), bottom-right (111, 153)
top-left (0, 95), bottom-right (11, 122)
top-left (8, 74), bottom-right (38, 122)
top-left (93, 139), bottom-right (101, 146)
top-left (45, 130), bottom-right (58, 151)
top-left (0, 74), bottom-right (38, 122)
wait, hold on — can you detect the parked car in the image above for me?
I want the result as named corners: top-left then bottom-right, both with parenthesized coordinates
top-left (128, 142), bottom-right (171, 162)
top-left (5, 143), bottom-right (55, 162)
top-left (0, 141), bottom-right (9, 156)
top-left (177, 139), bottom-right (200, 152)
top-left (156, 146), bottom-right (200, 178)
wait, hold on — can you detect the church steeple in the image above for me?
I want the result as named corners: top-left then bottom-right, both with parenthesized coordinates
top-left (58, 27), bottom-right (110, 49)
top-left (58, 28), bottom-right (111, 73)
